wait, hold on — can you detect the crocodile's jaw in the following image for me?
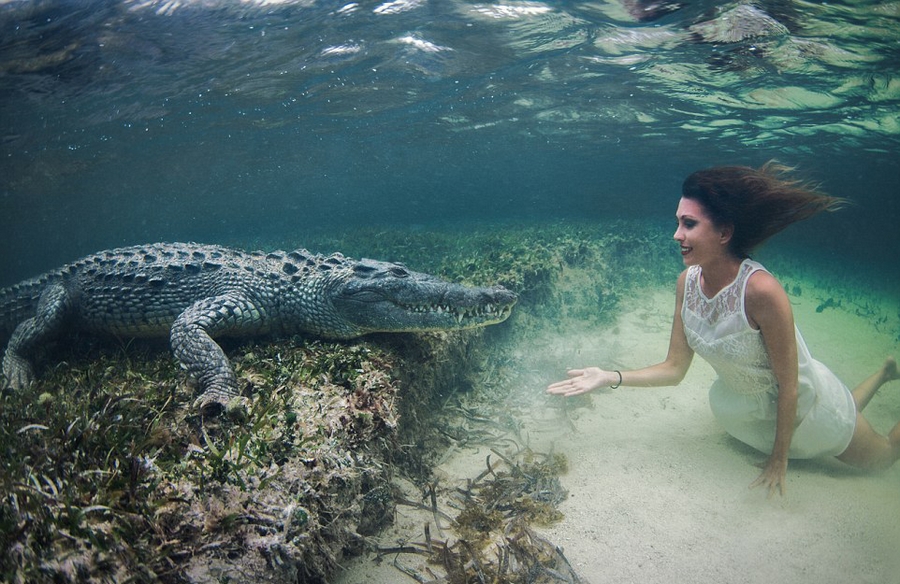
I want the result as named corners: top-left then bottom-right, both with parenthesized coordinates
top-left (329, 260), bottom-right (516, 335)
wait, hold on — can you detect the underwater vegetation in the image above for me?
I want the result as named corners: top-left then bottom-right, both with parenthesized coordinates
top-left (382, 448), bottom-right (580, 584)
top-left (6, 220), bottom-right (889, 583)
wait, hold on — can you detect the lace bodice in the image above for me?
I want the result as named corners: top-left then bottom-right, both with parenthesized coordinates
top-left (682, 260), bottom-right (777, 395)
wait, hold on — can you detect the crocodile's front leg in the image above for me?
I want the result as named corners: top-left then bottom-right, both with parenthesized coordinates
top-left (2, 283), bottom-right (71, 390)
top-left (170, 293), bottom-right (265, 415)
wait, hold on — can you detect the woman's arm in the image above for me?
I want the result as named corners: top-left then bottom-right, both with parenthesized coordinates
top-left (546, 270), bottom-right (695, 397)
top-left (744, 270), bottom-right (799, 497)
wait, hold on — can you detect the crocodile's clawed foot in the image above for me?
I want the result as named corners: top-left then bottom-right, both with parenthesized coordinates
top-left (1, 353), bottom-right (35, 391)
top-left (194, 390), bottom-right (250, 422)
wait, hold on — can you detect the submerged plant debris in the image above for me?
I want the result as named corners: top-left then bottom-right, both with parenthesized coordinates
top-left (379, 444), bottom-right (579, 584)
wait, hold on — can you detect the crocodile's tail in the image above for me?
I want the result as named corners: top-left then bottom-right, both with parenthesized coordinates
top-left (0, 275), bottom-right (54, 343)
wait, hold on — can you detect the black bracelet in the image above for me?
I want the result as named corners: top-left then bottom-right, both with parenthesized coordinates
top-left (610, 370), bottom-right (622, 389)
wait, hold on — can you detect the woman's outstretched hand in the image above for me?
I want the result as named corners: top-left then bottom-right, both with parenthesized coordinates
top-left (546, 367), bottom-right (615, 397)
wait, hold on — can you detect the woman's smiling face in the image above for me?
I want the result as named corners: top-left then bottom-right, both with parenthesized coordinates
top-left (673, 197), bottom-right (731, 266)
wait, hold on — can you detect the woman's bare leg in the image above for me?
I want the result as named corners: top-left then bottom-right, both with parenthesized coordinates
top-left (851, 357), bottom-right (898, 412)
top-left (837, 415), bottom-right (900, 470)
top-left (837, 358), bottom-right (900, 470)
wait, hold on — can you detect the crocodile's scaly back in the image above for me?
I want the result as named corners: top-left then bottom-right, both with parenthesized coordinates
top-left (1, 242), bottom-right (517, 414)
top-left (5, 243), bottom-right (350, 339)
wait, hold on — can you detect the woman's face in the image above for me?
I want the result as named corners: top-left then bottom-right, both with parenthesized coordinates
top-left (673, 197), bottom-right (731, 266)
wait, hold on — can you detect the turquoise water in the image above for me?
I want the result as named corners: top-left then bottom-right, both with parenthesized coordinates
top-left (0, 0), bottom-right (898, 285)
top-left (1, 4), bottom-right (898, 582)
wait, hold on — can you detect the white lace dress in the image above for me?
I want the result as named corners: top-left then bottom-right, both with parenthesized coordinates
top-left (682, 259), bottom-right (857, 459)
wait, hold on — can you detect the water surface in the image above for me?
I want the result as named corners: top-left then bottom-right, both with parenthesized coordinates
top-left (1, 0), bottom-right (898, 285)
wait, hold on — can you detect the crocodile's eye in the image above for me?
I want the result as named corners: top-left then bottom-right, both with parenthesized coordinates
top-left (388, 266), bottom-right (409, 278)
top-left (353, 265), bottom-right (378, 276)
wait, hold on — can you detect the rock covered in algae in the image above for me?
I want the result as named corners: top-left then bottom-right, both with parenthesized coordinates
top-left (0, 332), bottom-right (493, 583)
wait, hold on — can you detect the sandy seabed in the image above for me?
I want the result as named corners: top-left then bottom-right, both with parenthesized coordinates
top-left (338, 278), bottom-right (900, 584)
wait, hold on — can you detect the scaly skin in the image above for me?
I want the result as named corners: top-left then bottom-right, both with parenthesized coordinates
top-left (0, 243), bottom-right (516, 413)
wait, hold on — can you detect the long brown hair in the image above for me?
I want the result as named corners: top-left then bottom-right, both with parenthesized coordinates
top-left (681, 161), bottom-right (847, 258)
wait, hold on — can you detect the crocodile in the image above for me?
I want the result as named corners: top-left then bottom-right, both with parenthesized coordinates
top-left (0, 242), bottom-right (517, 413)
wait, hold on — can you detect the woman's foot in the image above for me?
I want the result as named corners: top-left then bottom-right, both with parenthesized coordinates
top-left (851, 357), bottom-right (898, 413)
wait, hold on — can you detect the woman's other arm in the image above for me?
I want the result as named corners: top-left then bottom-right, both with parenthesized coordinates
top-left (745, 270), bottom-right (799, 497)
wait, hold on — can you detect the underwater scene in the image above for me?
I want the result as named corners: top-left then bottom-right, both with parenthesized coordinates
top-left (1, 1), bottom-right (898, 583)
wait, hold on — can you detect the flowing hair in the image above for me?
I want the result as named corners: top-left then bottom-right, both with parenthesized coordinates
top-left (681, 161), bottom-right (848, 258)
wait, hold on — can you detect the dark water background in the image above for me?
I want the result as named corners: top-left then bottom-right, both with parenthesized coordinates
top-left (1, 0), bottom-right (898, 287)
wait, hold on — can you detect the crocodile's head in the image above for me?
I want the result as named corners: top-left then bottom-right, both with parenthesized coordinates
top-left (327, 258), bottom-right (517, 337)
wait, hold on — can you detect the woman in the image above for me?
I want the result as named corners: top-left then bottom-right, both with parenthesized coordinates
top-left (547, 162), bottom-right (900, 497)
